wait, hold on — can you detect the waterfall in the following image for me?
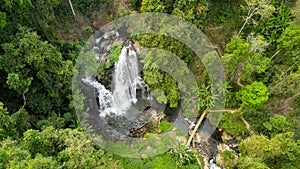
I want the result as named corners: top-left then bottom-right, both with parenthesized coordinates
top-left (82, 41), bottom-right (150, 119)
top-left (112, 43), bottom-right (150, 110)
top-left (112, 45), bottom-right (139, 110)
top-left (82, 77), bottom-right (120, 117)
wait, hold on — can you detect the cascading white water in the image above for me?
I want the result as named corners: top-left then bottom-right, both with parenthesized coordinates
top-left (83, 39), bottom-right (150, 119)
top-left (82, 77), bottom-right (120, 117)
top-left (112, 45), bottom-right (139, 110)
top-left (112, 43), bottom-right (151, 110)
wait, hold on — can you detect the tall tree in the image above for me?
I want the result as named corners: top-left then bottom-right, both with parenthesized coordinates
top-left (0, 27), bottom-right (73, 117)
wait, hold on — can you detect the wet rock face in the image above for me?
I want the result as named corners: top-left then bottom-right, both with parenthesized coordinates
top-left (195, 137), bottom-right (218, 160)
top-left (107, 115), bottom-right (139, 136)
top-left (220, 131), bottom-right (233, 141)
top-left (106, 107), bottom-right (164, 138)
top-left (208, 131), bottom-right (239, 169)
top-left (132, 108), bottom-right (165, 137)
top-left (130, 122), bottom-right (154, 137)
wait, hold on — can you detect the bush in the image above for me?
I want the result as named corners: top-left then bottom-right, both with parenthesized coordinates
top-left (219, 112), bottom-right (249, 138)
top-left (263, 114), bottom-right (291, 136)
top-left (238, 133), bottom-right (300, 168)
top-left (241, 81), bottom-right (269, 109)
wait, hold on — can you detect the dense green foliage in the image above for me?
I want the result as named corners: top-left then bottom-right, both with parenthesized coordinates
top-left (1, 28), bottom-right (73, 115)
top-left (0, 0), bottom-right (299, 168)
top-left (238, 133), bottom-right (300, 168)
top-left (241, 81), bottom-right (269, 109)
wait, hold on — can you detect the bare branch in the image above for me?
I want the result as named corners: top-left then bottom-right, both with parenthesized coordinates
top-left (195, 155), bottom-right (203, 169)
top-left (285, 90), bottom-right (300, 104)
top-left (207, 44), bottom-right (223, 58)
top-left (237, 77), bottom-right (244, 87)
top-left (270, 50), bottom-right (280, 60)
top-left (208, 109), bottom-right (237, 113)
top-left (68, 0), bottom-right (76, 16)
top-left (186, 110), bottom-right (207, 146)
top-left (241, 117), bottom-right (254, 135)
top-left (21, 92), bottom-right (26, 109)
